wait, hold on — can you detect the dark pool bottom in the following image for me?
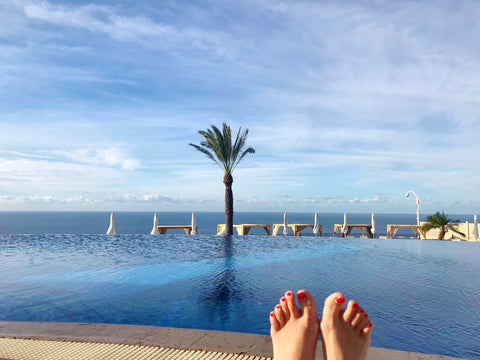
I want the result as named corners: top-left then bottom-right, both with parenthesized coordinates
top-left (0, 234), bottom-right (479, 358)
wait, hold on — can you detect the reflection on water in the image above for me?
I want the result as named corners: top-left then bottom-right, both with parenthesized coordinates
top-left (203, 236), bottom-right (239, 321)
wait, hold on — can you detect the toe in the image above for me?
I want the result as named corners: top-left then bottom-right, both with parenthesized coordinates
top-left (274, 304), bottom-right (286, 327)
top-left (297, 289), bottom-right (317, 315)
top-left (280, 296), bottom-right (290, 321)
top-left (351, 307), bottom-right (365, 327)
top-left (269, 311), bottom-right (280, 332)
top-left (285, 290), bottom-right (301, 318)
top-left (362, 322), bottom-right (373, 335)
top-left (343, 300), bottom-right (359, 322)
top-left (297, 290), bottom-right (320, 332)
top-left (356, 312), bottom-right (370, 333)
top-left (322, 292), bottom-right (345, 325)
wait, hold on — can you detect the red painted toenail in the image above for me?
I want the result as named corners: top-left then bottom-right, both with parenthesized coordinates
top-left (352, 303), bottom-right (359, 308)
top-left (270, 312), bottom-right (274, 317)
top-left (335, 295), bottom-right (345, 303)
top-left (298, 292), bottom-right (306, 299)
top-left (276, 305), bottom-right (281, 309)
top-left (364, 313), bottom-right (368, 317)
top-left (359, 309), bottom-right (364, 313)
top-left (286, 291), bottom-right (293, 296)
top-left (281, 297), bottom-right (286, 302)
top-left (369, 323), bottom-right (373, 327)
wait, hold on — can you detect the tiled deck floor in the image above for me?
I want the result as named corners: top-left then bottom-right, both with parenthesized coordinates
top-left (0, 322), bottom-right (470, 360)
top-left (0, 337), bottom-right (270, 360)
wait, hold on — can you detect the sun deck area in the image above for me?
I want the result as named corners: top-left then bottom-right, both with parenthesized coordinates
top-left (387, 224), bottom-right (426, 239)
top-left (156, 225), bottom-right (198, 234)
top-left (333, 224), bottom-right (373, 238)
top-left (272, 223), bottom-right (321, 236)
top-left (217, 224), bottom-right (271, 235)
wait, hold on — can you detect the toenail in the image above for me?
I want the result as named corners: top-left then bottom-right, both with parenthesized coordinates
top-left (281, 297), bottom-right (286, 302)
top-left (276, 305), bottom-right (281, 309)
top-left (359, 309), bottom-right (364, 313)
top-left (270, 312), bottom-right (275, 317)
top-left (335, 295), bottom-right (345, 303)
top-left (298, 292), bottom-right (306, 299)
top-left (352, 303), bottom-right (359, 308)
top-left (369, 323), bottom-right (373, 327)
top-left (286, 291), bottom-right (293, 296)
top-left (364, 313), bottom-right (368, 317)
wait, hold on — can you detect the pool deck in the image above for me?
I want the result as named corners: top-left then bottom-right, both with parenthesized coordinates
top-left (0, 322), bottom-right (471, 360)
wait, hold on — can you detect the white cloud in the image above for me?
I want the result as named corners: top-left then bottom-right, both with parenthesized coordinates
top-left (0, 157), bottom-right (114, 189)
top-left (248, 1), bottom-right (480, 126)
top-left (21, 1), bottom-right (234, 58)
top-left (53, 148), bottom-right (141, 171)
top-left (24, 2), bottom-right (168, 39)
top-left (0, 194), bottom-right (99, 205)
top-left (0, 148), bottom-right (143, 201)
top-left (0, 193), bottom-right (191, 205)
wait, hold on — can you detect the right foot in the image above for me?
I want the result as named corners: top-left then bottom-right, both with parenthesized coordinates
top-left (320, 292), bottom-right (372, 360)
top-left (269, 290), bottom-right (320, 360)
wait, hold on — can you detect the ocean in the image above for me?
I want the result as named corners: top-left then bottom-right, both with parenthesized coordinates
top-left (0, 211), bottom-right (475, 237)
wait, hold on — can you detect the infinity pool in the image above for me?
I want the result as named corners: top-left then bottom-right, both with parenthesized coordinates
top-left (0, 234), bottom-right (479, 358)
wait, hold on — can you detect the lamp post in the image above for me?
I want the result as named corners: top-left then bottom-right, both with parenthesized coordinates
top-left (405, 190), bottom-right (420, 226)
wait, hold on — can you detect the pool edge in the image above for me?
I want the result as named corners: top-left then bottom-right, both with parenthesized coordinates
top-left (0, 321), bottom-right (471, 360)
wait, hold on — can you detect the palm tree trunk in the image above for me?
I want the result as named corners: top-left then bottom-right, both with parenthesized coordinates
top-left (438, 228), bottom-right (445, 240)
top-left (223, 172), bottom-right (234, 236)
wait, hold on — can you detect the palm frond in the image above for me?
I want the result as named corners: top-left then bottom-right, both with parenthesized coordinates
top-left (232, 147), bottom-right (255, 172)
top-left (445, 222), bottom-right (465, 237)
top-left (422, 211), bottom-right (465, 239)
top-left (188, 143), bottom-right (219, 166)
top-left (190, 123), bottom-right (255, 174)
top-left (421, 222), bottom-right (438, 232)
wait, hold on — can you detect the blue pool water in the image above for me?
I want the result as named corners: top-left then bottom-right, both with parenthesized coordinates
top-left (0, 234), bottom-right (479, 358)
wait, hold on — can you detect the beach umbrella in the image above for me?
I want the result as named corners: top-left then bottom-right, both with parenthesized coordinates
top-left (313, 213), bottom-right (320, 236)
top-left (191, 212), bottom-right (197, 235)
top-left (283, 212), bottom-right (289, 236)
top-left (106, 212), bottom-right (116, 235)
top-left (472, 215), bottom-right (479, 240)
top-left (371, 213), bottom-right (376, 238)
top-left (150, 212), bottom-right (160, 235)
top-left (341, 213), bottom-right (348, 237)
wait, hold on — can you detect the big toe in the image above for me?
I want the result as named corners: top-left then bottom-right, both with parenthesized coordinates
top-left (297, 289), bottom-right (317, 315)
top-left (322, 292), bottom-right (345, 325)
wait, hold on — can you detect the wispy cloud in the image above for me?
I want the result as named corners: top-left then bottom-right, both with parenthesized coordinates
top-left (52, 148), bottom-right (141, 171)
top-left (22, 1), bottom-right (235, 59)
top-left (0, 193), bottom-right (202, 210)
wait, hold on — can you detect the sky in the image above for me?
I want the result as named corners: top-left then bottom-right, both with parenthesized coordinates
top-left (0, 0), bottom-right (479, 215)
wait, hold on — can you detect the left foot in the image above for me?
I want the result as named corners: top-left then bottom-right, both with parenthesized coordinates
top-left (269, 290), bottom-right (320, 360)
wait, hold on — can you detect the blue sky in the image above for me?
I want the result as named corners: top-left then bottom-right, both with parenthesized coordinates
top-left (0, 0), bottom-right (479, 214)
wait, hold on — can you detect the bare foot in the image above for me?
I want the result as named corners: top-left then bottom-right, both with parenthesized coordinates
top-left (320, 292), bottom-right (372, 360)
top-left (269, 290), bottom-right (320, 360)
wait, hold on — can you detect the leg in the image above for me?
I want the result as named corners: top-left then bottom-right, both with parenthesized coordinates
top-left (269, 290), bottom-right (320, 360)
top-left (320, 292), bottom-right (372, 360)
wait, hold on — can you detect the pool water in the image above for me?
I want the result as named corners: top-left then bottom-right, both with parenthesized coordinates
top-left (0, 234), bottom-right (479, 358)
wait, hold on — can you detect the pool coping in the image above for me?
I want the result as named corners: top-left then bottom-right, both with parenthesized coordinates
top-left (0, 321), bottom-right (471, 360)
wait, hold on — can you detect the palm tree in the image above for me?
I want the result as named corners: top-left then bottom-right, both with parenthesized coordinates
top-left (189, 123), bottom-right (255, 235)
top-left (422, 211), bottom-right (464, 240)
